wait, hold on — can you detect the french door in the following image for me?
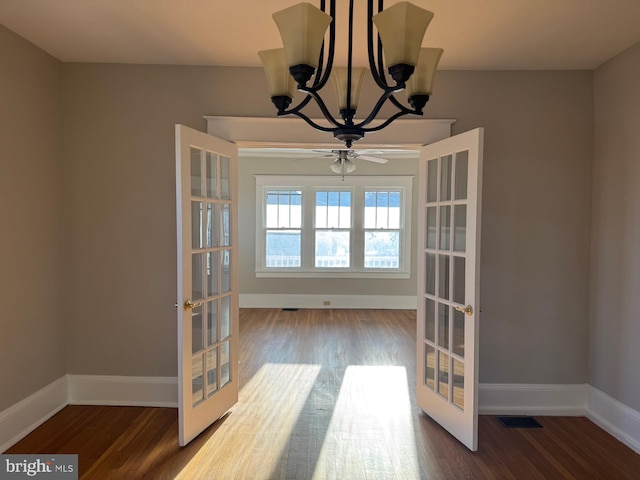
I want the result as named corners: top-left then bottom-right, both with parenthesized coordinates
top-left (416, 128), bottom-right (484, 451)
top-left (175, 124), bottom-right (239, 447)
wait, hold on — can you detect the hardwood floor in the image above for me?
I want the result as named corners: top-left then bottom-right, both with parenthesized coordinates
top-left (6, 308), bottom-right (640, 479)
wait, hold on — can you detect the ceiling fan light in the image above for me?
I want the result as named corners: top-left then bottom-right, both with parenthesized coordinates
top-left (272, 3), bottom-right (332, 78)
top-left (330, 159), bottom-right (356, 174)
top-left (406, 47), bottom-right (444, 97)
top-left (330, 67), bottom-right (367, 112)
top-left (373, 2), bottom-right (434, 77)
top-left (258, 48), bottom-right (296, 98)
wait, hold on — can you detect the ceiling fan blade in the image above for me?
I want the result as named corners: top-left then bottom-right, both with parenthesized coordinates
top-left (293, 154), bottom-right (334, 162)
top-left (355, 149), bottom-right (385, 155)
top-left (357, 155), bottom-right (388, 164)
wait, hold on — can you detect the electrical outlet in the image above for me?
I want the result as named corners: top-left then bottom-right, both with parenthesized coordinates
top-left (323, 300), bottom-right (331, 306)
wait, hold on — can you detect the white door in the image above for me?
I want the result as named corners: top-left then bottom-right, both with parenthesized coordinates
top-left (175, 124), bottom-right (239, 446)
top-left (416, 128), bottom-right (484, 451)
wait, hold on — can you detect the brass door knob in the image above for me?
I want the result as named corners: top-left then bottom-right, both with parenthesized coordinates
top-left (184, 300), bottom-right (203, 311)
top-left (454, 305), bottom-right (473, 316)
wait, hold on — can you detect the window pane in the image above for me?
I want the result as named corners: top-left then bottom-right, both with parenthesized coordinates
top-left (424, 298), bottom-right (435, 342)
top-left (438, 351), bottom-right (450, 400)
top-left (266, 190), bottom-right (302, 229)
top-left (316, 190), bottom-right (351, 229)
top-left (315, 230), bottom-right (350, 268)
top-left (425, 253), bottom-right (436, 295)
top-left (453, 205), bottom-right (466, 252)
top-left (266, 230), bottom-right (300, 267)
top-left (438, 303), bottom-right (450, 349)
top-left (220, 156), bottom-right (230, 200)
top-left (426, 206), bottom-right (437, 249)
top-left (439, 254), bottom-right (450, 300)
top-left (425, 344), bottom-right (435, 390)
top-left (364, 231), bottom-right (399, 268)
top-left (453, 358), bottom-right (464, 410)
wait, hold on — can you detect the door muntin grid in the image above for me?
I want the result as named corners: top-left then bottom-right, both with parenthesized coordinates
top-left (423, 151), bottom-right (469, 412)
top-left (190, 147), bottom-right (233, 408)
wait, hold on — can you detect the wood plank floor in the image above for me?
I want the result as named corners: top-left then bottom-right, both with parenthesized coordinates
top-left (6, 308), bottom-right (640, 479)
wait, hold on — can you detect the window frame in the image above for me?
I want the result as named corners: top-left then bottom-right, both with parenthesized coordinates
top-left (255, 175), bottom-right (413, 279)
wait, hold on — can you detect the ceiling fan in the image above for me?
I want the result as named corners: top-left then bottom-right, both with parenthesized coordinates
top-left (298, 149), bottom-right (389, 176)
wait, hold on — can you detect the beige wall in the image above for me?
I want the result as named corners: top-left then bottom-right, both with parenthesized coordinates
top-left (590, 42), bottom-right (640, 411)
top-left (61, 64), bottom-right (593, 384)
top-left (0, 20), bottom-right (597, 405)
top-left (0, 25), bottom-right (65, 410)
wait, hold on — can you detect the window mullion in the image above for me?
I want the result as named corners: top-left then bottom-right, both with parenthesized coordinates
top-left (352, 187), bottom-right (364, 270)
top-left (302, 186), bottom-right (315, 269)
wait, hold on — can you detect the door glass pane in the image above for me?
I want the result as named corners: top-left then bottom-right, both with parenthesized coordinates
top-left (453, 309), bottom-right (465, 358)
top-left (455, 150), bottom-right (469, 200)
top-left (424, 298), bottom-right (435, 342)
top-left (192, 253), bottom-right (205, 300)
top-left (192, 355), bottom-right (204, 406)
top-left (220, 156), bottom-right (230, 200)
top-left (425, 344), bottom-right (435, 390)
top-left (191, 304), bottom-right (204, 354)
top-left (453, 358), bottom-right (464, 410)
top-left (207, 203), bottom-right (218, 248)
top-left (221, 250), bottom-right (231, 293)
top-left (438, 303), bottom-right (450, 349)
top-left (192, 202), bottom-right (203, 249)
top-left (221, 296), bottom-right (231, 339)
top-left (206, 151), bottom-right (218, 199)
top-left (207, 300), bottom-right (218, 346)
top-left (220, 204), bottom-right (231, 246)
top-left (440, 155), bottom-right (452, 201)
top-left (207, 251), bottom-right (218, 297)
top-left (438, 255), bottom-right (450, 300)
top-left (425, 253), bottom-right (436, 295)
top-left (190, 148), bottom-right (202, 197)
top-left (437, 351), bottom-right (450, 400)
top-left (439, 205), bottom-right (451, 250)
top-left (453, 205), bottom-right (467, 252)
top-left (427, 159), bottom-right (438, 203)
top-left (453, 256), bottom-right (466, 305)
top-left (206, 348), bottom-right (218, 397)
top-left (426, 206), bottom-right (437, 249)
top-left (220, 341), bottom-right (231, 388)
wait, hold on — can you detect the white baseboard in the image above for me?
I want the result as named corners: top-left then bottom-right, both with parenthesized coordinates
top-left (586, 385), bottom-right (640, 455)
top-left (479, 383), bottom-right (587, 416)
top-left (67, 375), bottom-right (178, 408)
top-left (4, 376), bottom-right (640, 457)
top-left (239, 294), bottom-right (417, 310)
top-left (0, 376), bottom-right (68, 453)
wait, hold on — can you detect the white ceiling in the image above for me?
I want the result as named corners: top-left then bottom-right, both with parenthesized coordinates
top-left (1, 0), bottom-right (640, 70)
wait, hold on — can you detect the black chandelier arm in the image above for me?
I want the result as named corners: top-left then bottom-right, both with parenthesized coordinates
top-left (352, 85), bottom-right (404, 129)
top-left (361, 109), bottom-right (416, 133)
top-left (282, 85), bottom-right (344, 129)
top-left (313, 0), bottom-right (336, 90)
top-left (388, 94), bottom-right (416, 113)
top-left (367, 0), bottom-right (389, 89)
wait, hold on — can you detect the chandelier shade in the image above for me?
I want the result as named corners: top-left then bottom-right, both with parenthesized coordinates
top-left (261, 0), bottom-right (443, 148)
top-left (406, 47), bottom-right (444, 108)
top-left (372, 2), bottom-right (434, 83)
top-left (272, 2), bottom-right (332, 82)
top-left (330, 66), bottom-right (366, 112)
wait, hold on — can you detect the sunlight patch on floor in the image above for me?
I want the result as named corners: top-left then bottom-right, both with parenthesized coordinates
top-left (311, 365), bottom-right (420, 480)
top-left (175, 363), bottom-right (321, 480)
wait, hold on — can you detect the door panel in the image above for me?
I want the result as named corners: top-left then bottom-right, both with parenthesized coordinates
top-left (176, 125), bottom-right (239, 447)
top-left (417, 128), bottom-right (483, 451)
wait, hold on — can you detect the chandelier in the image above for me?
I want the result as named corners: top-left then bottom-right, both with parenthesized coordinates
top-left (258, 0), bottom-right (443, 148)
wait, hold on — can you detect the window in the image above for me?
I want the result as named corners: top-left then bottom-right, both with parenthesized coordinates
top-left (256, 175), bottom-right (412, 278)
